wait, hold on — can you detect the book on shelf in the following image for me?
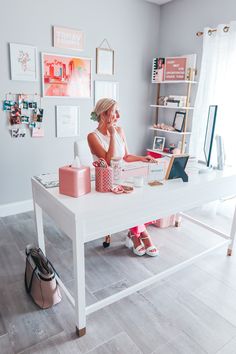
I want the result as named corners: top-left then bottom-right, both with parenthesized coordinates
top-left (152, 58), bottom-right (165, 83)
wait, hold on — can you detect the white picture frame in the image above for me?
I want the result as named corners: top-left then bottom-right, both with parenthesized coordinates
top-left (56, 106), bottom-right (80, 138)
top-left (96, 48), bottom-right (114, 75)
top-left (94, 81), bottom-right (119, 104)
top-left (153, 136), bottom-right (165, 151)
top-left (10, 43), bottom-right (38, 81)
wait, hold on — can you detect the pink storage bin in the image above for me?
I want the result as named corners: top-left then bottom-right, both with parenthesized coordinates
top-left (153, 215), bottom-right (176, 228)
top-left (59, 165), bottom-right (91, 198)
top-left (95, 166), bottom-right (112, 192)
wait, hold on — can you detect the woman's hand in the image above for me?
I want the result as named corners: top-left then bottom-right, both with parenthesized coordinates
top-left (107, 115), bottom-right (116, 136)
top-left (140, 155), bottom-right (157, 163)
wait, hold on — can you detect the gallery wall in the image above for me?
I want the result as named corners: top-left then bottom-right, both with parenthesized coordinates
top-left (0, 0), bottom-right (160, 207)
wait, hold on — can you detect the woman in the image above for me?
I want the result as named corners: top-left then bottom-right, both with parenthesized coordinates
top-left (87, 98), bottom-right (159, 257)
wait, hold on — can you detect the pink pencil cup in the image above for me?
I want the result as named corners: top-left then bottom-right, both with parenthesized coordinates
top-left (59, 165), bottom-right (91, 197)
top-left (95, 166), bottom-right (112, 192)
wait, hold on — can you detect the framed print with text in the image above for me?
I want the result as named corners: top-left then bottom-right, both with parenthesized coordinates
top-left (56, 106), bottom-right (80, 137)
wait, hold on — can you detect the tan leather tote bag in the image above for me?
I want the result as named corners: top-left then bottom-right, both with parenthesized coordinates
top-left (25, 245), bottom-right (62, 309)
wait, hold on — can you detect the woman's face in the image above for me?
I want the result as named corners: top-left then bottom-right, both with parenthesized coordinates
top-left (106, 104), bottom-right (120, 124)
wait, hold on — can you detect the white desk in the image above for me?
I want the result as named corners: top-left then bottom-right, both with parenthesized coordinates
top-left (32, 168), bottom-right (236, 336)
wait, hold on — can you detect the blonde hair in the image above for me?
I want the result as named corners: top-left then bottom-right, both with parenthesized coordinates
top-left (90, 98), bottom-right (117, 122)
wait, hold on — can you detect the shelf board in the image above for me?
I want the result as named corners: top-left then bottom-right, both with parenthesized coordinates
top-left (150, 105), bottom-right (194, 110)
top-left (153, 80), bottom-right (197, 84)
top-left (149, 127), bottom-right (191, 135)
top-left (147, 149), bottom-right (172, 157)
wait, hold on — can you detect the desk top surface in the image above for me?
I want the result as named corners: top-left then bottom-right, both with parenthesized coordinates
top-left (32, 164), bottom-right (236, 221)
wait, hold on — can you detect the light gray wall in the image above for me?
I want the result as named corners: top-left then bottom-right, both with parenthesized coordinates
top-left (0, 0), bottom-right (160, 204)
top-left (156, 0), bottom-right (236, 149)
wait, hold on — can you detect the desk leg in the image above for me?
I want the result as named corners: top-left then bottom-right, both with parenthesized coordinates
top-left (227, 204), bottom-right (236, 256)
top-left (73, 222), bottom-right (86, 336)
top-left (34, 202), bottom-right (46, 254)
top-left (175, 213), bottom-right (182, 227)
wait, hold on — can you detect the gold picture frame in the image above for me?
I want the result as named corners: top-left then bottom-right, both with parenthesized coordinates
top-left (96, 48), bottom-right (114, 75)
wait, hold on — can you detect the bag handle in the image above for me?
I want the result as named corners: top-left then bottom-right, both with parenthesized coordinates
top-left (24, 262), bottom-right (37, 294)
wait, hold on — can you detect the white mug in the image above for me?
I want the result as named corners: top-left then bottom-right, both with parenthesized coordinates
top-left (133, 176), bottom-right (144, 187)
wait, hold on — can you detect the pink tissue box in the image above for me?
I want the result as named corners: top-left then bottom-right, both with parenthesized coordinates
top-left (59, 165), bottom-right (91, 198)
top-left (153, 215), bottom-right (176, 228)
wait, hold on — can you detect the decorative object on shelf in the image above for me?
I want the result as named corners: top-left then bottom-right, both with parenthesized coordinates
top-left (152, 58), bottom-right (165, 83)
top-left (56, 106), bottom-right (80, 138)
top-left (96, 39), bottom-right (114, 75)
top-left (3, 93), bottom-right (43, 138)
top-left (153, 136), bottom-right (165, 151)
top-left (173, 111), bottom-right (186, 132)
top-left (53, 26), bottom-right (84, 51)
top-left (166, 95), bottom-right (187, 107)
top-left (94, 81), bottom-right (119, 104)
top-left (158, 96), bottom-right (168, 105)
top-left (10, 43), bottom-right (38, 81)
top-left (165, 57), bottom-right (187, 81)
top-left (42, 53), bottom-right (91, 98)
top-left (153, 123), bottom-right (175, 131)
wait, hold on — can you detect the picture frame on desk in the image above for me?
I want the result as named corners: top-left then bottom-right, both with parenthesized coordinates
top-left (152, 136), bottom-right (165, 151)
top-left (173, 111), bottom-right (186, 132)
top-left (165, 154), bottom-right (189, 182)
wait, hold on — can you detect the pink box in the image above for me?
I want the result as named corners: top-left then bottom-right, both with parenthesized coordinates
top-left (153, 215), bottom-right (176, 228)
top-left (59, 165), bottom-right (91, 197)
top-left (95, 166), bottom-right (112, 192)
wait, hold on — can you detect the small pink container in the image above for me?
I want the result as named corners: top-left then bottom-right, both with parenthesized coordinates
top-left (95, 166), bottom-right (112, 192)
top-left (153, 215), bottom-right (176, 228)
top-left (59, 165), bottom-right (91, 198)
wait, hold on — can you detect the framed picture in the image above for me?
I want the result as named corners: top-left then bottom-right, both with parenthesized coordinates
top-left (10, 43), bottom-right (37, 81)
top-left (173, 111), bottom-right (186, 132)
top-left (42, 53), bottom-right (91, 98)
top-left (94, 81), bottom-right (119, 104)
top-left (56, 106), bottom-right (80, 138)
top-left (53, 26), bottom-right (84, 51)
top-left (153, 136), bottom-right (165, 151)
top-left (96, 48), bottom-right (114, 75)
top-left (165, 154), bottom-right (189, 182)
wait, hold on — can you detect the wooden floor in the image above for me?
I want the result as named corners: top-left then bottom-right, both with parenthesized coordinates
top-left (0, 200), bottom-right (236, 354)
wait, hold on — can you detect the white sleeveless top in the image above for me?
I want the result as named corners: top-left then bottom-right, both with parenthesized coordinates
top-left (92, 128), bottom-right (126, 161)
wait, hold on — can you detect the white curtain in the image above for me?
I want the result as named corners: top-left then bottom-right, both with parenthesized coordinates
top-left (190, 21), bottom-right (236, 166)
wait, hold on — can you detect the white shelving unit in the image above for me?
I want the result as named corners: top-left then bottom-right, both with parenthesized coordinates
top-left (150, 72), bottom-right (197, 155)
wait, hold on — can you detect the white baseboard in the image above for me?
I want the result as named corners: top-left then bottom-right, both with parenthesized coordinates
top-left (0, 199), bottom-right (33, 217)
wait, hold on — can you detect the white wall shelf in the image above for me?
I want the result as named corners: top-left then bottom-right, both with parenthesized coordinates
top-left (150, 104), bottom-right (194, 110)
top-left (149, 126), bottom-right (191, 135)
top-left (154, 80), bottom-right (197, 84)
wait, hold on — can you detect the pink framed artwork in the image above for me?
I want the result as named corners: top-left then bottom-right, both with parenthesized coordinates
top-left (42, 53), bottom-right (92, 98)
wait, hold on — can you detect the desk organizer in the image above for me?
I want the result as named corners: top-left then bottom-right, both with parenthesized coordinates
top-left (95, 166), bottom-right (112, 192)
top-left (59, 165), bottom-right (91, 197)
